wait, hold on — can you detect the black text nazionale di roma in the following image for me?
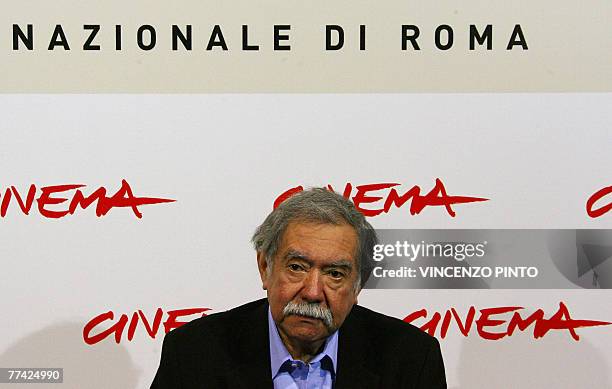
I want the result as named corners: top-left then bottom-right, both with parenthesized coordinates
top-left (10, 24), bottom-right (528, 51)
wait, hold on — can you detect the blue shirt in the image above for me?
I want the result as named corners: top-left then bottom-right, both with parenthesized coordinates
top-left (268, 308), bottom-right (338, 389)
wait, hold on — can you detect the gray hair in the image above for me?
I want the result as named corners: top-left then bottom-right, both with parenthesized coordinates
top-left (252, 188), bottom-right (378, 291)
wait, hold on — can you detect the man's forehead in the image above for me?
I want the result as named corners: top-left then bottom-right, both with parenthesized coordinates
top-left (277, 221), bottom-right (358, 261)
top-left (280, 220), bottom-right (358, 243)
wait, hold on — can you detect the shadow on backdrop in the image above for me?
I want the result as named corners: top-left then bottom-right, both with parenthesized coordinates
top-left (0, 322), bottom-right (140, 389)
top-left (450, 330), bottom-right (610, 389)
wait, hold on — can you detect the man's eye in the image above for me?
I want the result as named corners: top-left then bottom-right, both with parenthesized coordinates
top-left (288, 264), bottom-right (303, 272)
top-left (329, 270), bottom-right (345, 279)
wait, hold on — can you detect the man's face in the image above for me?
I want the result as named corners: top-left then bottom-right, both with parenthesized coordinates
top-left (258, 221), bottom-right (359, 346)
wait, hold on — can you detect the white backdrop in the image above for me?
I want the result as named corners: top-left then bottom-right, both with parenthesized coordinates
top-left (0, 94), bottom-right (611, 388)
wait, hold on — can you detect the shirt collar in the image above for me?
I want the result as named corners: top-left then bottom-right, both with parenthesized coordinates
top-left (268, 307), bottom-right (338, 379)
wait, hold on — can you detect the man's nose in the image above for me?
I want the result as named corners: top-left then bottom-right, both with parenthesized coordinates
top-left (301, 270), bottom-right (324, 302)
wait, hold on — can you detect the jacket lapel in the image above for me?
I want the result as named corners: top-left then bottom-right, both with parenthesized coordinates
top-left (335, 306), bottom-right (380, 389)
top-left (226, 300), bottom-right (274, 389)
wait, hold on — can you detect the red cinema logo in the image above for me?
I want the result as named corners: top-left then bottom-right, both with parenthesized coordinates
top-left (274, 178), bottom-right (488, 217)
top-left (587, 186), bottom-right (612, 218)
top-left (0, 179), bottom-right (174, 219)
top-left (83, 302), bottom-right (610, 345)
top-left (403, 302), bottom-right (611, 341)
top-left (83, 308), bottom-right (211, 345)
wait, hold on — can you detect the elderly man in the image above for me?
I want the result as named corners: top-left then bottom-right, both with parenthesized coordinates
top-left (151, 188), bottom-right (446, 388)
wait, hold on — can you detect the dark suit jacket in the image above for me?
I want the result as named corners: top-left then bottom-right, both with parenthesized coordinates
top-left (151, 298), bottom-right (446, 389)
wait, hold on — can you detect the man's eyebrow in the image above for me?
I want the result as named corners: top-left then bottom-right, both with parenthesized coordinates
top-left (285, 250), bottom-right (309, 261)
top-left (325, 260), bottom-right (354, 271)
top-left (283, 251), bottom-right (353, 270)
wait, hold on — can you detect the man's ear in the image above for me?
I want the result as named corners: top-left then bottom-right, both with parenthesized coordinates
top-left (352, 280), bottom-right (362, 305)
top-left (256, 252), bottom-right (270, 290)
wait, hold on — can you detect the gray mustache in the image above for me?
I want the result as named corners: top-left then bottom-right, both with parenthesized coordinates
top-left (282, 301), bottom-right (334, 330)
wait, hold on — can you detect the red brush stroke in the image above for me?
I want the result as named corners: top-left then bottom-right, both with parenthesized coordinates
top-left (404, 302), bottom-right (611, 341)
top-left (587, 185), bottom-right (612, 218)
top-left (274, 178), bottom-right (487, 217)
top-left (83, 302), bottom-right (610, 345)
top-left (83, 307), bottom-right (210, 345)
top-left (0, 179), bottom-right (174, 219)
